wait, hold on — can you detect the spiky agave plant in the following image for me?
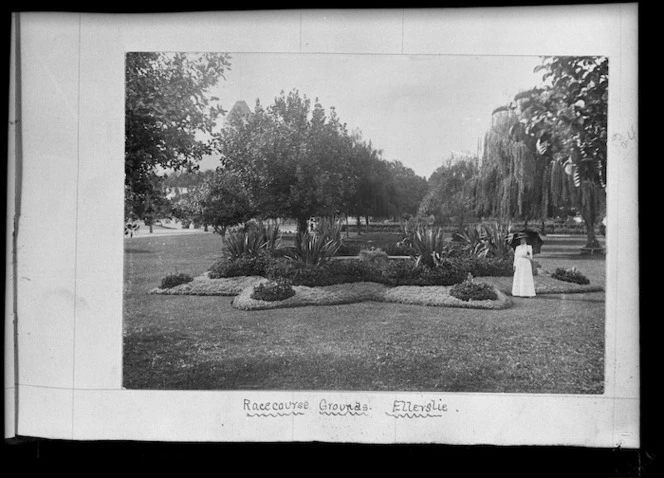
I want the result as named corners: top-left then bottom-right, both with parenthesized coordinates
top-left (315, 216), bottom-right (343, 244)
top-left (262, 221), bottom-right (281, 252)
top-left (452, 224), bottom-right (485, 257)
top-left (292, 231), bottom-right (342, 267)
top-left (407, 224), bottom-right (449, 268)
top-left (476, 222), bottom-right (513, 259)
top-left (221, 228), bottom-right (266, 259)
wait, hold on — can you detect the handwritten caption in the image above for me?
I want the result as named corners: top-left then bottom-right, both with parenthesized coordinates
top-left (611, 124), bottom-right (637, 150)
top-left (242, 397), bottom-right (450, 419)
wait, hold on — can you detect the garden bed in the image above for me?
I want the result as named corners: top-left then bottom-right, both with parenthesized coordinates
top-left (478, 275), bottom-right (604, 295)
top-left (150, 274), bottom-right (513, 310)
top-left (149, 267), bottom-right (602, 310)
top-left (149, 273), bottom-right (264, 296)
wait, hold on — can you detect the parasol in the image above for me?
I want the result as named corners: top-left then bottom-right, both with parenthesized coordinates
top-left (507, 229), bottom-right (544, 254)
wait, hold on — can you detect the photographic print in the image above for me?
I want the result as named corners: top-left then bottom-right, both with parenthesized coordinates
top-left (10, 7), bottom-right (637, 446)
top-left (123, 52), bottom-right (608, 394)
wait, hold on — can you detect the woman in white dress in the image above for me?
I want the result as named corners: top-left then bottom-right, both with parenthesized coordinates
top-left (512, 235), bottom-right (536, 297)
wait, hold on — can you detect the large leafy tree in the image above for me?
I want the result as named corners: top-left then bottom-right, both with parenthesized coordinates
top-left (420, 155), bottom-right (478, 227)
top-left (516, 56), bottom-right (608, 248)
top-left (387, 160), bottom-right (428, 221)
top-left (344, 136), bottom-right (393, 233)
top-left (199, 169), bottom-right (257, 235)
top-left (474, 108), bottom-right (542, 225)
top-left (218, 90), bottom-right (354, 234)
top-left (125, 51), bottom-right (231, 230)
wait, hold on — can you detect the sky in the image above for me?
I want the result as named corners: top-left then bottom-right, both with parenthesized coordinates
top-left (201, 53), bottom-right (545, 179)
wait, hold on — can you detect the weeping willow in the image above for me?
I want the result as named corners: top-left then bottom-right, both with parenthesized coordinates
top-left (476, 109), bottom-right (542, 223)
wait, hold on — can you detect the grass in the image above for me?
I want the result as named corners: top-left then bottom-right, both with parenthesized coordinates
top-left (123, 231), bottom-right (605, 393)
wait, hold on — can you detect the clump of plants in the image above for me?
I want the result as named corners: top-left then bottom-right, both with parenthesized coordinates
top-left (263, 257), bottom-right (385, 287)
top-left (453, 222), bottom-right (514, 260)
top-left (551, 267), bottom-right (590, 285)
top-left (381, 259), bottom-right (467, 286)
top-left (250, 279), bottom-right (296, 302)
top-left (403, 223), bottom-right (449, 268)
top-left (222, 221), bottom-right (281, 260)
top-left (159, 272), bottom-right (194, 289)
top-left (457, 256), bottom-right (514, 277)
top-left (358, 248), bottom-right (389, 264)
top-left (208, 252), bottom-right (271, 278)
top-left (450, 279), bottom-right (498, 302)
top-left (291, 217), bottom-right (344, 266)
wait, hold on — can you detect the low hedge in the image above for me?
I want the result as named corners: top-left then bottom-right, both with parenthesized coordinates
top-left (208, 249), bottom-right (513, 287)
top-left (381, 260), bottom-right (467, 286)
top-left (264, 258), bottom-right (386, 287)
top-left (460, 256), bottom-right (514, 277)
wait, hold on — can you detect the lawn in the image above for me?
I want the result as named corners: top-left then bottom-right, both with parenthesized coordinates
top-left (123, 231), bottom-right (605, 393)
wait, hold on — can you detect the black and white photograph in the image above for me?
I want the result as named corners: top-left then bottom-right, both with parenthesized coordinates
top-left (123, 52), bottom-right (609, 395)
top-left (7, 6), bottom-right (639, 449)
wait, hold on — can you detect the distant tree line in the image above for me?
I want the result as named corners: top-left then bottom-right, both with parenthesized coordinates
top-left (125, 53), bottom-right (607, 248)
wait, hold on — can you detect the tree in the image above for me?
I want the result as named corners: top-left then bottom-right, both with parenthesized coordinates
top-left (199, 169), bottom-right (256, 235)
top-left (387, 160), bottom-right (428, 221)
top-left (344, 135), bottom-right (393, 234)
top-left (218, 90), bottom-right (355, 234)
top-left (125, 52), bottom-right (231, 230)
top-left (420, 155), bottom-right (478, 227)
top-left (124, 175), bottom-right (171, 233)
top-left (474, 108), bottom-right (542, 225)
top-left (516, 56), bottom-right (608, 248)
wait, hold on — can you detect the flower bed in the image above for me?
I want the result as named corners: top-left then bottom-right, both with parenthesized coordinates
top-left (231, 278), bottom-right (512, 311)
top-left (149, 273), bottom-right (264, 296)
top-left (150, 273), bottom-right (511, 310)
top-left (478, 275), bottom-right (603, 295)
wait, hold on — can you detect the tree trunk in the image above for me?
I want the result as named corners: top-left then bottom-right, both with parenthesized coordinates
top-left (365, 215), bottom-right (370, 234)
top-left (345, 215), bottom-right (350, 238)
top-left (580, 181), bottom-right (601, 250)
top-left (356, 215), bottom-right (362, 236)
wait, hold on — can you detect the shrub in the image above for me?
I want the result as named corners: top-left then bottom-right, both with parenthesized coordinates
top-left (382, 242), bottom-right (414, 256)
top-left (264, 258), bottom-right (385, 287)
top-left (358, 248), bottom-right (389, 264)
top-left (551, 267), bottom-right (590, 285)
top-left (456, 256), bottom-right (514, 277)
top-left (337, 238), bottom-right (412, 257)
top-left (208, 250), bottom-right (274, 278)
top-left (250, 279), bottom-right (296, 302)
top-left (382, 259), bottom-right (466, 286)
top-left (328, 260), bottom-right (386, 284)
top-left (450, 280), bottom-right (498, 302)
top-left (159, 272), bottom-right (194, 289)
